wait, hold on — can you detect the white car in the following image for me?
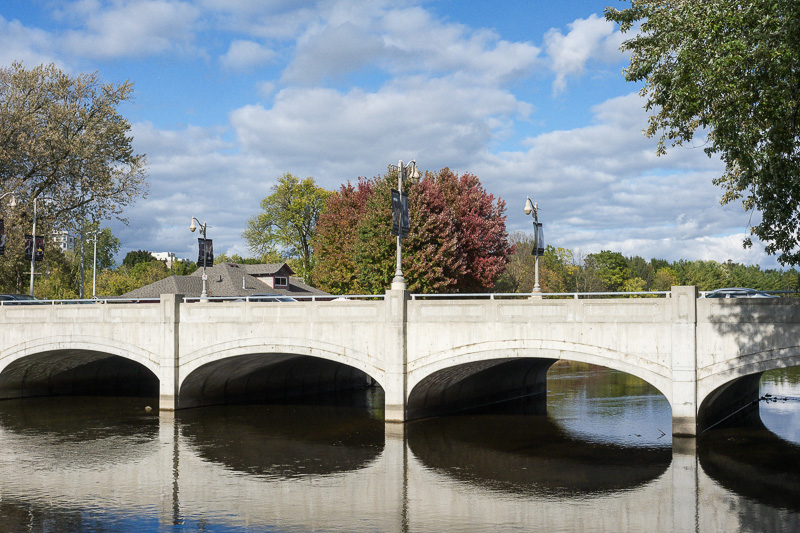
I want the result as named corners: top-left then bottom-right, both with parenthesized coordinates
top-left (704, 287), bottom-right (778, 298)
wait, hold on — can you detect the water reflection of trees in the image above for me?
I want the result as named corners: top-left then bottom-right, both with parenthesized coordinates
top-left (178, 404), bottom-right (384, 479)
top-left (407, 414), bottom-right (671, 497)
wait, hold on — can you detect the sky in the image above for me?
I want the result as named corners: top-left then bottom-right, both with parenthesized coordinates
top-left (0, 0), bottom-right (777, 269)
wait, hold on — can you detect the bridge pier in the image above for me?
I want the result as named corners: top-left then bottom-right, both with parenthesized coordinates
top-left (671, 286), bottom-right (699, 437)
top-left (158, 293), bottom-right (181, 412)
top-left (383, 289), bottom-right (410, 423)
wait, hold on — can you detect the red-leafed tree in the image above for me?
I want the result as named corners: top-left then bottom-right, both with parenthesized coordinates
top-left (312, 179), bottom-right (373, 294)
top-left (312, 167), bottom-right (513, 294)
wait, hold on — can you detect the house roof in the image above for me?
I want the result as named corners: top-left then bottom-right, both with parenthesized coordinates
top-left (122, 262), bottom-right (327, 299)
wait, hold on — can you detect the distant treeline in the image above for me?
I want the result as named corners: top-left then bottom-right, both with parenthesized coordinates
top-left (495, 232), bottom-right (799, 294)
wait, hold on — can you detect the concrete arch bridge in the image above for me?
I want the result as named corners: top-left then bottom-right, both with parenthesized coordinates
top-left (0, 286), bottom-right (797, 436)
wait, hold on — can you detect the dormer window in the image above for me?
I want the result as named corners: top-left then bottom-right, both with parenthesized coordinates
top-left (274, 276), bottom-right (288, 287)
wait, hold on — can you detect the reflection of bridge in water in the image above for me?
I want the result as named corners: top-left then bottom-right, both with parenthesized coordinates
top-left (1, 286), bottom-right (799, 435)
top-left (0, 400), bottom-right (797, 532)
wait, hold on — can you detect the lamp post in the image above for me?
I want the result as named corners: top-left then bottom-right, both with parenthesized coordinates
top-left (390, 160), bottom-right (420, 291)
top-left (90, 230), bottom-right (99, 298)
top-left (189, 217), bottom-right (209, 299)
top-left (524, 196), bottom-right (542, 298)
top-left (29, 196), bottom-right (53, 297)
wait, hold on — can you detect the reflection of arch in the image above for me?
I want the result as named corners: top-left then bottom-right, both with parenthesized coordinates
top-left (178, 404), bottom-right (384, 478)
top-left (408, 414), bottom-right (671, 496)
top-left (0, 337), bottom-right (160, 400)
top-left (408, 339), bottom-right (672, 419)
top-left (179, 338), bottom-right (384, 409)
top-left (698, 425), bottom-right (800, 512)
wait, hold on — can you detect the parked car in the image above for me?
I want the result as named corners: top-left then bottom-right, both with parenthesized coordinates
top-left (0, 294), bottom-right (40, 305)
top-left (704, 287), bottom-right (779, 298)
top-left (245, 294), bottom-right (297, 302)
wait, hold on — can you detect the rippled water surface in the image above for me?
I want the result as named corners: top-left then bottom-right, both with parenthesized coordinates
top-left (0, 363), bottom-right (798, 532)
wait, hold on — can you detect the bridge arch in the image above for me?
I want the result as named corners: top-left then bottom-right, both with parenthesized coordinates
top-left (0, 336), bottom-right (160, 400)
top-left (697, 347), bottom-right (800, 430)
top-left (407, 339), bottom-right (673, 419)
top-left (0, 336), bottom-right (160, 377)
top-left (178, 337), bottom-right (385, 409)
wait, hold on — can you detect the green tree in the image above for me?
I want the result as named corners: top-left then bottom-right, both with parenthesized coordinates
top-left (0, 62), bottom-right (148, 230)
top-left (590, 250), bottom-right (631, 292)
top-left (672, 260), bottom-right (727, 291)
top-left (171, 260), bottom-right (197, 276)
top-left (652, 267), bottom-right (680, 291)
top-left (122, 250), bottom-right (155, 268)
top-left (606, 1), bottom-right (800, 264)
top-left (494, 232), bottom-right (535, 293)
top-left (243, 173), bottom-right (331, 284)
top-left (89, 225), bottom-right (121, 271)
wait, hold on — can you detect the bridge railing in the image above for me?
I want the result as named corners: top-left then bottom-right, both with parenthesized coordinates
top-left (409, 291), bottom-right (673, 300)
top-left (0, 297), bottom-right (160, 306)
top-left (181, 294), bottom-right (386, 303)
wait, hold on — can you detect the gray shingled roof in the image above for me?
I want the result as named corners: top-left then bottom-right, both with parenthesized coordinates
top-left (122, 262), bottom-right (327, 299)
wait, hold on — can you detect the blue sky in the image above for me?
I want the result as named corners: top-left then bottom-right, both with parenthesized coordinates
top-left (0, 0), bottom-right (774, 268)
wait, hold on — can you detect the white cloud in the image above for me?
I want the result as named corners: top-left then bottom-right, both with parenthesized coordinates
top-left (282, 5), bottom-right (541, 84)
top-left (229, 77), bottom-right (530, 187)
top-left (282, 21), bottom-right (385, 83)
top-left (544, 13), bottom-right (622, 94)
top-left (472, 92), bottom-right (772, 266)
top-left (118, 122), bottom-right (273, 259)
top-left (59, 0), bottom-right (200, 59)
top-left (220, 40), bottom-right (275, 72)
top-left (0, 15), bottom-right (59, 67)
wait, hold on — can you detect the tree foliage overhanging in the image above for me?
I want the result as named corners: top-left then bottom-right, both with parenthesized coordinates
top-left (313, 167), bottom-right (513, 294)
top-left (0, 62), bottom-right (148, 229)
top-left (0, 62), bottom-right (148, 293)
top-left (605, 1), bottom-right (800, 265)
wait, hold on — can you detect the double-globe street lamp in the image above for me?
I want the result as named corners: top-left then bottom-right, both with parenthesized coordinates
top-left (189, 217), bottom-right (210, 299)
top-left (524, 196), bottom-right (544, 298)
top-left (390, 160), bottom-right (420, 291)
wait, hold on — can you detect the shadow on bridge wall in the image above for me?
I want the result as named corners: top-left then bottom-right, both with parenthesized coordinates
top-left (0, 350), bottom-right (158, 401)
top-left (700, 298), bottom-right (800, 432)
top-left (178, 353), bottom-right (379, 410)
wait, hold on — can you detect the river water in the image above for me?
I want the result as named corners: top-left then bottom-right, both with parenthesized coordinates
top-left (0, 362), bottom-right (798, 532)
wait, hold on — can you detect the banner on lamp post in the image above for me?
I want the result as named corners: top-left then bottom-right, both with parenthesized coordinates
top-left (531, 223), bottom-right (544, 257)
top-left (24, 235), bottom-right (44, 261)
top-left (391, 189), bottom-right (409, 238)
top-left (0, 219), bottom-right (5, 256)
top-left (197, 238), bottom-right (214, 267)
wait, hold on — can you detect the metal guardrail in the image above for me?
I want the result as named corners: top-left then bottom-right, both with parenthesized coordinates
top-left (5, 289), bottom-right (793, 306)
top-left (181, 294), bottom-right (386, 303)
top-left (410, 291), bottom-right (672, 300)
top-left (0, 297), bottom-right (156, 305)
